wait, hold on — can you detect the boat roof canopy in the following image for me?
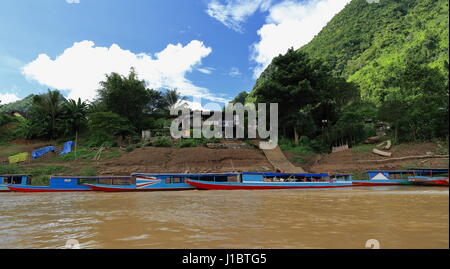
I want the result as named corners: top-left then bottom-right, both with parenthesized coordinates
top-left (0, 174), bottom-right (32, 177)
top-left (407, 168), bottom-right (448, 172)
top-left (131, 172), bottom-right (239, 177)
top-left (50, 176), bottom-right (130, 179)
top-left (244, 172), bottom-right (329, 177)
top-left (367, 169), bottom-right (448, 174)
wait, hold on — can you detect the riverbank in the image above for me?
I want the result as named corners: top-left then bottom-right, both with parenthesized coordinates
top-left (0, 140), bottom-right (448, 184)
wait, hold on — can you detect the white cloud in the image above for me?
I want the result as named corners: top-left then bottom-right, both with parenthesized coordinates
top-left (0, 93), bottom-right (20, 104)
top-left (251, 0), bottom-right (351, 78)
top-left (228, 67), bottom-right (242, 77)
top-left (197, 67), bottom-right (215, 74)
top-left (22, 40), bottom-right (227, 103)
top-left (206, 0), bottom-right (272, 32)
top-left (66, 0), bottom-right (80, 4)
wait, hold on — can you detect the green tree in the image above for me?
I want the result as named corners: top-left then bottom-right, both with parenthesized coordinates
top-left (61, 98), bottom-right (89, 137)
top-left (379, 62), bottom-right (448, 142)
top-left (87, 112), bottom-right (134, 146)
top-left (249, 48), bottom-right (360, 142)
top-left (230, 91), bottom-right (249, 105)
top-left (97, 68), bottom-right (154, 129)
top-left (29, 89), bottom-right (65, 139)
top-left (162, 88), bottom-right (187, 110)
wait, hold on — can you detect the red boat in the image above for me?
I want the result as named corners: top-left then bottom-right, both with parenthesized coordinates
top-left (408, 176), bottom-right (449, 186)
top-left (408, 168), bottom-right (449, 186)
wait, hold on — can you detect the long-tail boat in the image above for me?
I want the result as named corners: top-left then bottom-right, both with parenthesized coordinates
top-left (0, 174), bottom-right (32, 192)
top-left (351, 170), bottom-right (420, 186)
top-left (6, 176), bottom-right (130, 192)
top-left (186, 172), bottom-right (358, 190)
top-left (407, 168), bottom-right (449, 186)
top-left (84, 173), bottom-right (240, 191)
top-left (350, 169), bottom-right (447, 186)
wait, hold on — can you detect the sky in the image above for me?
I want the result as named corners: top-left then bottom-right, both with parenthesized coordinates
top-left (0, 0), bottom-right (352, 108)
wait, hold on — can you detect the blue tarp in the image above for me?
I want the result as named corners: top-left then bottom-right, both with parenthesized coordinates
top-left (31, 146), bottom-right (56, 160)
top-left (58, 141), bottom-right (74, 155)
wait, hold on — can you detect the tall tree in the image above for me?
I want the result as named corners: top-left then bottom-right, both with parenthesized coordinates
top-left (97, 68), bottom-right (153, 129)
top-left (163, 88), bottom-right (187, 110)
top-left (30, 89), bottom-right (65, 139)
top-left (61, 98), bottom-right (88, 137)
top-left (249, 48), bottom-right (359, 142)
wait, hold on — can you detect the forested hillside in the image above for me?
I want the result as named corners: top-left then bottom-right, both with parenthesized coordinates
top-left (0, 94), bottom-right (36, 113)
top-left (301, 0), bottom-right (448, 102)
top-left (248, 0), bottom-right (449, 148)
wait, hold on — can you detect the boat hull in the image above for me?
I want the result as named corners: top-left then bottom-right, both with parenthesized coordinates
top-left (409, 177), bottom-right (449, 186)
top-left (84, 183), bottom-right (194, 192)
top-left (186, 179), bottom-right (357, 190)
top-left (6, 186), bottom-right (92, 192)
top-left (351, 179), bottom-right (410, 186)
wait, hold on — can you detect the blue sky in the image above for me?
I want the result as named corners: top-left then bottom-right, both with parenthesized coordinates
top-left (0, 0), bottom-right (352, 108)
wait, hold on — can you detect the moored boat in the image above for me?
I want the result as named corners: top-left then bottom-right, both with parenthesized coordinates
top-left (186, 172), bottom-right (357, 190)
top-left (84, 172), bottom-right (240, 191)
top-left (408, 176), bottom-right (449, 186)
top-left (407, 168), bottom-right (449, 186)
top-left (352, 170), bottom-right (417, 186)
top-left (352, 168), bottom-right (449, 186)
top-left (0, 174), bottom-right (32, 192)
top-left (6, 176), bottom-right (130, 192)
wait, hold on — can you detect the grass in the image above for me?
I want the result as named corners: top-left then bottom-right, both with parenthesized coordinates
top-left (80, 166), bottom-right (98, 176)
top-left (351, 170), bottom-right (367, 180)
top-left (31, 175), bottom-right (50, 186)
top-left (279, 144), bottom-right (315, 155)
top-left (278, 137), bottom-right (315, 155)
top-left (104, 150), bottom-right (122, 159)
top-left (29, 165), bottom-right (69, 176)
top-left (0, 164), bottom-right (21, 174)
top-left (0, 149), bottom-right (23, 157)
top-left (54, 147), bottom-right (97, 161)
top-left (350, 144), bottom-right (373, 153)
top-left (292, 156), bottom-right (307, 166)
top-left (151, 137), bottom-right (172, 147)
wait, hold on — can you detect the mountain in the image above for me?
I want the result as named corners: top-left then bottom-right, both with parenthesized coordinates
top-left (0, 93), bottom-right (68, 114)
top-left (0, 94), bottom-right (36, 114)
top-left (253, 0), bottom-right (449, 103)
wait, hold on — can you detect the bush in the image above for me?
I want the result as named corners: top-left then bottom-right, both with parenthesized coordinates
top-left (151, 137), bottom-right (172, 147)
top-left (80, 167), bottom-right (98, 176)
top-left (125, 146), bottom-right (135, 152)
top-left (176, 139), bottom-right (199, 148)
top-left (279, 136), bottom-right (315, 155)
top-left (31, 175), bottom-right (50, 186)
top-left (87, 112), bottom-right (134, 147)
top-left (0, 164), bottom-right (21, 174)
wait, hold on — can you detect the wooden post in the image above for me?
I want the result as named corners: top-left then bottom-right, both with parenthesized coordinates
top-left (74, 131), bottom-right (78, 161)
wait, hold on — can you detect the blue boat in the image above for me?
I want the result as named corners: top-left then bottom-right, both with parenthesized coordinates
top-left (6, 176), bottom-right (130, 192)
top-left (84, 173), bottom-right (240, 191)
top-left (407, 168), bottom-right (449, 186)
top-left (186, 172), bottom-right (356, 190)
top-left (0, 174), bottom-right (32, 192)
top-left (351, 170), bottom-right (439, 186)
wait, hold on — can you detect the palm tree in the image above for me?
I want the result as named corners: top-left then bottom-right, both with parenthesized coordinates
top-left (62, 98), bottom-right (88, 136)
top-left (163, 88), bottom-right (188, 110)
top-left (32, 89), bottom-right (64, 139)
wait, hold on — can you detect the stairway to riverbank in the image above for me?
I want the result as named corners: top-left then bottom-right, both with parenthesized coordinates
top-left (262, 145), bottom-right (305, 173)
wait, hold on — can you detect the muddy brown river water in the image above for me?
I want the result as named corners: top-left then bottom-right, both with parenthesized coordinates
top-left (0, 186), bottom-right (448, 249)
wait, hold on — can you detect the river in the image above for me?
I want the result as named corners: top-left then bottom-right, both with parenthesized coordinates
top-left (0, 186), bottom-right (448, 249)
